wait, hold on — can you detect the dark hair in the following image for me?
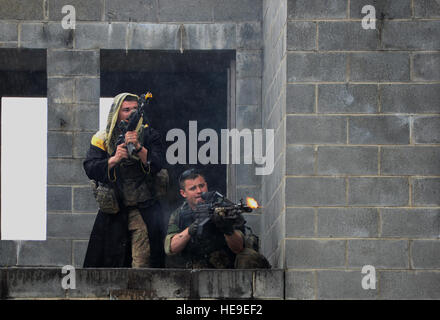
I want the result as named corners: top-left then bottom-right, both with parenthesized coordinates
top-left (178, 168), bottom-right (205, 190)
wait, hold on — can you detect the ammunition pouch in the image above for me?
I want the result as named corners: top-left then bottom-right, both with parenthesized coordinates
top-left (90, 180), bottom-right (120, 214)
top-left (154, 168), bottom-right (169, 198)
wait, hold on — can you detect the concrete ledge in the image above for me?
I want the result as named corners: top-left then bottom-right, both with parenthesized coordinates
top-left (0, 268), bottom-right (284, 300)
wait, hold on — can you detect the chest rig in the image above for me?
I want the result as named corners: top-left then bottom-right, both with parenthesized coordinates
top-left (115, 159), bottom-right (154, 207)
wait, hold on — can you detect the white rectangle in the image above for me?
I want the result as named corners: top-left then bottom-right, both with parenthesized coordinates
top-left (1, 97), bottom-right (47, 240)
top-left (99, 98), bottom-right (113, 131)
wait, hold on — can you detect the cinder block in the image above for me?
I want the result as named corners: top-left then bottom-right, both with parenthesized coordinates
top-left (17, 239), bottom-right (72, 266)
top-left (318, 208), bottom-right (379, 238)
top-left (348, 240), bottom-right (409, 269)
top-left (414, 117), bottom-right (440, 144)
top-left (130, 24), bottom-right (180, 50)
top-left (0, 241), bottom-right (17, 266)
top-left (261, 179), bottom-right (284, 231)
top-left (184, 23), bottom-right (236, 50)
top-left (48, 131), bottom-right (73, 158)
top-left (47, 186), bottom-right (72, 212)
top-left (73, 240), bottom-right (88, 268)
top-left (236, 51), bottom-right (262, 78)
top-left (254, 270), bottom-right (284, 299)
top-left (0, 22), bottom-right (18, 42)
top-left (317, 146), bottom-right (378, 175)
top-left (47, 50), bottom-right (99, 76)
top-left (350, 0), bottom-right (412, 19)
top-left (48, 103), bottom-right (75, 131)
top-left (73, 132), bottom-right (94, 159)
top-left (286, 239), bottom-right (346, 268)
top-left (380, 84), bottom-right (440, 114)
top-left (285, 271), bottom-right (315, 300)
top-left (158, 0), bottom-right (213, 22)
top-left (70, 269), bottom-right (191, 299)
top-left (193, 270), bottom-right (253, 299)
top-left (349, 116), bottom-right (409, 145)
top-left (75, 77), bottom-right (100, 104)
top-left (261, 155), bottom-right (284, 204)
top-left (382, 21), bottom-right (440, 50)
top-left (287, 22), bottom-right (316, 51)
top-left (213, 0), bottom-right (262, 21)
top-left (237, 22), bottom-right (262, 50)
top-left (74, 22), bottom-right (127, 49)
top-left (73, 186), bottom-right (98, 213)
top-left (381, 208), bottom-right (440, 238)
top-left (286, 146), bottom-right (315, 175)
top-left (287, 116), bottom-right (346, 144)
top-left (21, 23), bottom-right (74, 49)
top-left (319, 22), bottom-right (380, 51)
top-left (317, 270), bottom-right (377, 300)
top-left (379, 271), bottom-right (440, 299)
top-left (414, 0), bottom-right (440, 18)
top-left (48, 0), bottom-right (103, 21)
top-left (105, 0), bottom-right (157, 21)
top-left (286, 84), bottom-right (315, 114)
top-left (413, 53), bottom-right (440, 81)
top-left (4, 268), bottom-right (66, 299)
top-left (285, 208), bottom-right (315, 237)
top-left (236, 105), bottom-right (261, 130)
top-left (286, 177), bottom-right (346, 206)
top-left (318, 84), bottom-right (378, 114)
top-left (411, 240), bottom-right (440, 269)
top-left (48, 78), bottom-right (75, 104)
top-left (287, 0), bottom-right (347, 19)
top-left (381, 147), bottom-right (440, 175)
top-left (413, 178), bottom-right (440, 206)
top-left (348, 178), bottom-right (409, 206)
top-left (75, 104), bottom-right (99, 131)
top-left (236, 163), bottom-right (261, 186)
top-left (350, 53), bottom-right (410, 81)
top-left (47, 159), bottom-right (88, 185)
top-left (47, 213), bottom-right (96, 239)
top-left (236, 78), bottom-right (261, 106)
top-left (0, 0), bottom-right (44, 20)
top-left (287, 53), bottom-right (347, 82)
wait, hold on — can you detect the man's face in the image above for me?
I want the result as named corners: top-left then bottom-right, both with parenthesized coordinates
top-left (180, 175), bottom-right (208, 209)
top-left (117, 100), bottom-right (138, 122)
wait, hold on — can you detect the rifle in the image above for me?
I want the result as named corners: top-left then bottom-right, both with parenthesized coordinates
top-left (193, 191), bottom-right (253, 238)
top-left (116, 92), bottom-right (153, 157)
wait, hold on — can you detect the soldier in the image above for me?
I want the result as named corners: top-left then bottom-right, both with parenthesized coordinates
top-left (83, 92), bottom-right (167, 268)
top-left (164, 168), bottom-right (270, 269)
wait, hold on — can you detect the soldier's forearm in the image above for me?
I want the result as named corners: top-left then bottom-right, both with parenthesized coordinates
top-left (170, 228), bottom-right (191, 254)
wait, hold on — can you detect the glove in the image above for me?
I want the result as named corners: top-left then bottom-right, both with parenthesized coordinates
top-left (213, 213), bottom-right (234, 235)
top-left (188, 219), bottom-right (199, 237)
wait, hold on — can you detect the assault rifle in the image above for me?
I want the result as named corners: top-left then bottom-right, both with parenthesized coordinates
top-left (193, 191), bottom-right (253, 237)
top-left (116, 92), bottom-right (153, 157)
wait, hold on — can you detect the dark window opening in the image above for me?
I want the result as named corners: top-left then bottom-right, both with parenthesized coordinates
top-left (100, 50), bottom-right (235, 222)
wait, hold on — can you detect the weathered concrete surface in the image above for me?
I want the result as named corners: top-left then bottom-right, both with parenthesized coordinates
top-left (0, 268), bottom-right (284, 300)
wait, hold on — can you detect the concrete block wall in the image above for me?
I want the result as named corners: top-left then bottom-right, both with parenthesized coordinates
top-left (0, 0), bottom-right (263, 268)
top-left (282, 0), bottom-right (440, 299)
top-left (261, 0), bottom-right (287, 268)
top-left (1, 0), bottom-right (439, 300)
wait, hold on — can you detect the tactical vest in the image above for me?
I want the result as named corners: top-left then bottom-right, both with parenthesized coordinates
top-left (116, 159), bottom-right (154, 206)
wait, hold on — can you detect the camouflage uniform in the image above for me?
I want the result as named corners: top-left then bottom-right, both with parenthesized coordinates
top-left (164, 202), bottom-right (271, 269)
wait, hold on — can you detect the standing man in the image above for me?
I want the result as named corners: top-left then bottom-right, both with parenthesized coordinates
top-left (165, 169), bottom-right (271, 269)
top-left (83, 92), bottom-right (166, 268)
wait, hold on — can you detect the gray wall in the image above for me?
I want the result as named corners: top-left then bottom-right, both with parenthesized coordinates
top-left (0, 0), bottom-right (439, 299)
top-left (282, 0), bottom-right (440, 299)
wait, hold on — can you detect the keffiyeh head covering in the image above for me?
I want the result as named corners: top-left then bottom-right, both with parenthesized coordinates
top-left (105, 92), bottom-right (144, 155)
